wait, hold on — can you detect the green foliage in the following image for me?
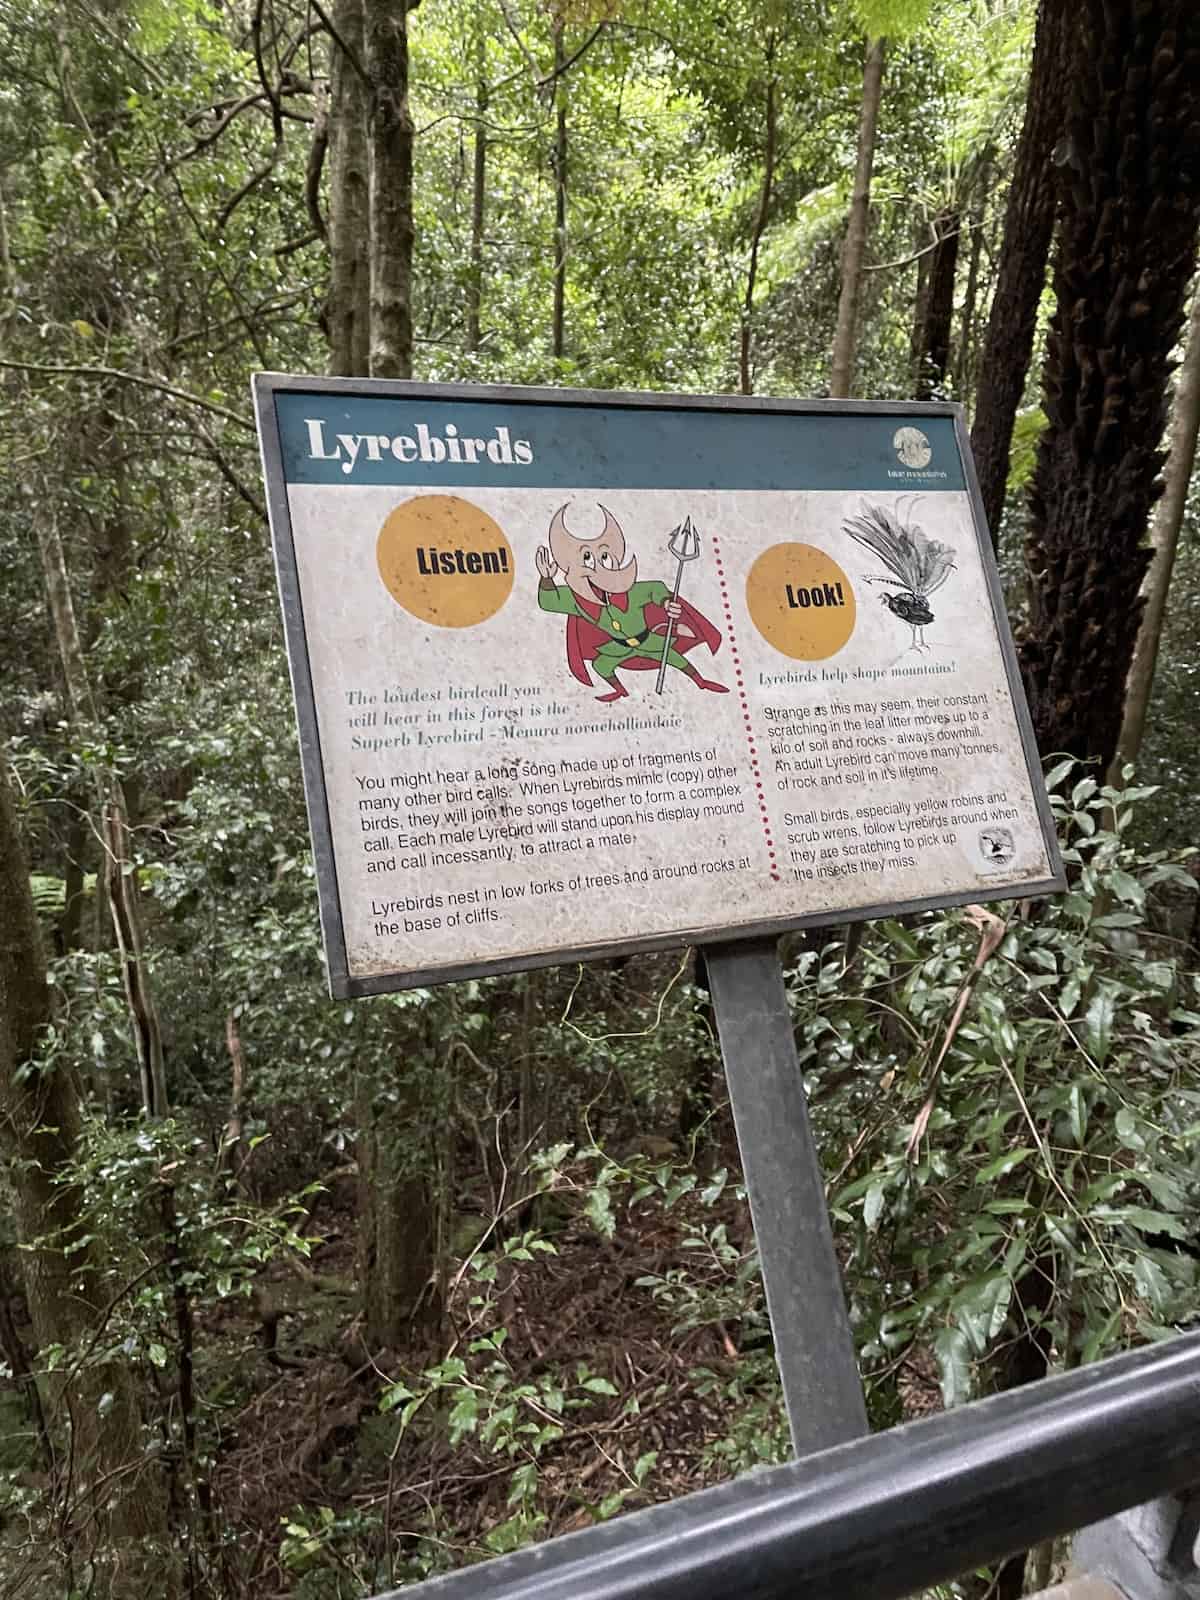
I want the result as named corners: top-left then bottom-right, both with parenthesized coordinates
top-left (810, 773), bottom-right (1200, 1414)
top-left (850, 0), bottom-right (937, 41)
top-left (0, 0), bottom-right (1196, 1590)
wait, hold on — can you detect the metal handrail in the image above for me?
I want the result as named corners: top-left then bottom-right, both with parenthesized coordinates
top-left (369, 1329), bottom-right (1200, 1600)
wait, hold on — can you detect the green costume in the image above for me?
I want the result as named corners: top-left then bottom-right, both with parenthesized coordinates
top-left (537, 579), bottom-right (692, 680)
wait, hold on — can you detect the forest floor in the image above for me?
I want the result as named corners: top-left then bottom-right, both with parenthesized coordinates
top-left (206, 1165), bottom-right (786, 1594)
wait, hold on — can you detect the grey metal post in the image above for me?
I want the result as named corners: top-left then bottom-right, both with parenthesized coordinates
top-left (706, 937), bottom-right (868, 1455)
top-left (1074, 1492), bottom-right (1200, 1600)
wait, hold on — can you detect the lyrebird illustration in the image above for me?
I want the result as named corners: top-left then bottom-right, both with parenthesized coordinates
top-left (842, 499), bottom-right (956, 652)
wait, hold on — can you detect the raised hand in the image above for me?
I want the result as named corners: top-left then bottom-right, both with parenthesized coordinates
top-left (535, 546), bottom-right (556, 580)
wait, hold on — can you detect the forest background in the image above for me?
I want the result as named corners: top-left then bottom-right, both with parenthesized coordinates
top-left (2, 1), bottom-right (1200, 1597)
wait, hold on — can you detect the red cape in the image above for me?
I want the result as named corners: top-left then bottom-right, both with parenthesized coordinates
top-left (565, 595), bottom-right (722, 686)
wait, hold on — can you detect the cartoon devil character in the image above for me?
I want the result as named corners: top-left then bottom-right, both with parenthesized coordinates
top-left (535, 504), bottom-right (728, 702)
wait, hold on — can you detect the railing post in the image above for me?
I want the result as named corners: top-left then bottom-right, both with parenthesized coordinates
top-left (1073, 1491), bottom-right (1200, 1600)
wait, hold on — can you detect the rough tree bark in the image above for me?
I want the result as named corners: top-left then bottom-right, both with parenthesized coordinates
top-left (363, 0), bottom-right (416, 379)
top-left (328, 0), bottom-right (371, 376)
top-left (467, 2), bottom-right (487, 352)
top-left (969, 0), bottom-right (1072, 546)
top-left (35, 500), bottom-right (168, 1119)
top-left (326, 0), bottom-right (439, 1340)
top-left (913, 209), bottom-right (960, 399)
top-left (739, 56), bottom-right (777, 397)
top-left (1110, 285), bottom-right (1200, 780)
top-left (829, 36), bottom-right (885, 399)
top-left (356, 1023), bottom-right (440, 1349)
top-left (551, 19), bottom-right (567, 361)
top-left (0, 753), bottom-right (166, 1550)
top-left (952, 157), bottom-right (989, 397)
top-left (1020, 3), bottom-right (1200, 771)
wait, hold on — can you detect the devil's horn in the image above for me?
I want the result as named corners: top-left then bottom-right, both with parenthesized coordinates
top-left (598, 503), bottom-right (623, 543)
top-left (548, 503), bottom-right (573, 542)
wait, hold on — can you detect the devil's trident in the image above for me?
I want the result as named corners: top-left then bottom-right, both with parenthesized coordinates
top-left (655, 515), bottom-right (702, 693)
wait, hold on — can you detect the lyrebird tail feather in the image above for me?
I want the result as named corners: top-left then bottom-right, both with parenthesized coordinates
top-left (842, 503), bottom-right (955, 595)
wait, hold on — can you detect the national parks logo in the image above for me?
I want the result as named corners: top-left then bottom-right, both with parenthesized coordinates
top-left (893, 426), bottom-right (932, 469)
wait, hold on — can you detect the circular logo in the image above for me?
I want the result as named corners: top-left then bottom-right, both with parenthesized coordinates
top-left (978, 827), bottom-right (1015, 868)
top-left (376, 495), bottom-right (514, 628)
top-left (893, 426), bottom-right (932, 469)
top-left (745, 544), bottom-right (856, 660)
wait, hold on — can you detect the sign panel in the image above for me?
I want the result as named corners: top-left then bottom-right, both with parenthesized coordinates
top-left (254, 377), bottom-right (1064, 997)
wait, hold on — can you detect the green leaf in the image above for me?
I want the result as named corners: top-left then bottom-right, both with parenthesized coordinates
top-left (881, 919), bottom-right (921, 959)
top-left (1084, 987), bottom-right (1116, 1064)
top-left (633, 1450), bottom-right (658, 1484)
top-left (585, 1186), bottom-right (615, 1240)
top-left (581, 1376), bottom-right (618, 1396)
top-left (1044, 758), bottom-right (1076, 793)
top-left (976, 1148), bottom-right (1035, 1184)
top-left (1107, 870), bottom-right (1145, 908)
top-left (952, 1274), bottom-right (1012, 1356)
top-left (1093, 1206), bottom-right (1189, 1241)
top-left (863, 1181), bottom-right (886, 1230)
top-left (485, 1514), bottom-right (542, 1554)
top-left (380, 1383), bottom-right (415, 1410)
top-left (1133, 1254), bottom-right (1170, 1312)
top-left (933, 1325), bottom-right (973, 1408)
top-left (1067, 1084), bottom-right (1087, 1146)
top-left (1114, 1108), bottom-right (1144, 1151)
top-left (1135, 1171), bottom-right (1185, 1212)
top-left (448, 1392), bottom-right (479, 1443)
top-left (851, 0), bottom-right (935, 39)
top-left (1080, 1311), bottom-right (1121, 1365)
top-left (1059, 974), bottom-right (1082, 1018)
top-left (700, 1168), bottom-right (728, 1206)
top-left (147, 1342), bottom-right (168, 1369)
top-left (1025, 947), bottom-right (1058, 973)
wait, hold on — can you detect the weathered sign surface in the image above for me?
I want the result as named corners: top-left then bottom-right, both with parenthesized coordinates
top-left (254, 378), bottom-right (1063, 996)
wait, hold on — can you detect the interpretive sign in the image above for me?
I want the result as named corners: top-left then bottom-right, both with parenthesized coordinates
top-left (253, 377), bottom-right (1064, 998)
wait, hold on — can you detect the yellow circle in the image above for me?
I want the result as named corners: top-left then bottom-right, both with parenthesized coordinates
top-left (376, 495), bottom-right (514, 628)
top-left (746, 543), bottom-right (856, 659)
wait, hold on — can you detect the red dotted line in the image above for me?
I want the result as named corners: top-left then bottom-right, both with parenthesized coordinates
top-left (710, 533), bottom-right (780, 882)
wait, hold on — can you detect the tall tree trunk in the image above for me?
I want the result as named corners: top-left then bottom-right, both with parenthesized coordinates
top-left (551, 20), bottom-right (567, 361)
top-left (356, 1023), bottom-right (440, 1349)
top-left (953, 171), bottom-right (987, 398)
top-left (0, 752), bottom-right (167, 1552)
top-left (913, 208), bottom-right (960, 399)
top-left (363, 0), bottom-right (415, 379)
top-left (970, 0), bottom-right (1071, 546)
top-left (829, 36), bottom-right (885, 399)
top-left (908, 229), bottom-right (931, 392)
top-left (1020, 3), bottom-right (1200, 771)
top-left (467, 3), bottom-right (487, 352)
top-left (1110, 285), bottom-right (1200, 780)
top-left (35, 501), bottom-right (167, 1118)
top-left (328, 0), bottom-right (371, 377)
top-left (739, 62), bottom-right (777, 396)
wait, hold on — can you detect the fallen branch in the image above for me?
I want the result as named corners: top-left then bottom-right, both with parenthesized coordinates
top-left (906, 905), bottom-right (1007, 1157)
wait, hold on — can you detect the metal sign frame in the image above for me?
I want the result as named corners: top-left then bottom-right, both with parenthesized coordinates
top-left (253, 374), bottom-right (1065, 1002)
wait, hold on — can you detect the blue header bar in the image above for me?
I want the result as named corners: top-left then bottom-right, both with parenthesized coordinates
top-left (271, 389), bottom-right (966, 493)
